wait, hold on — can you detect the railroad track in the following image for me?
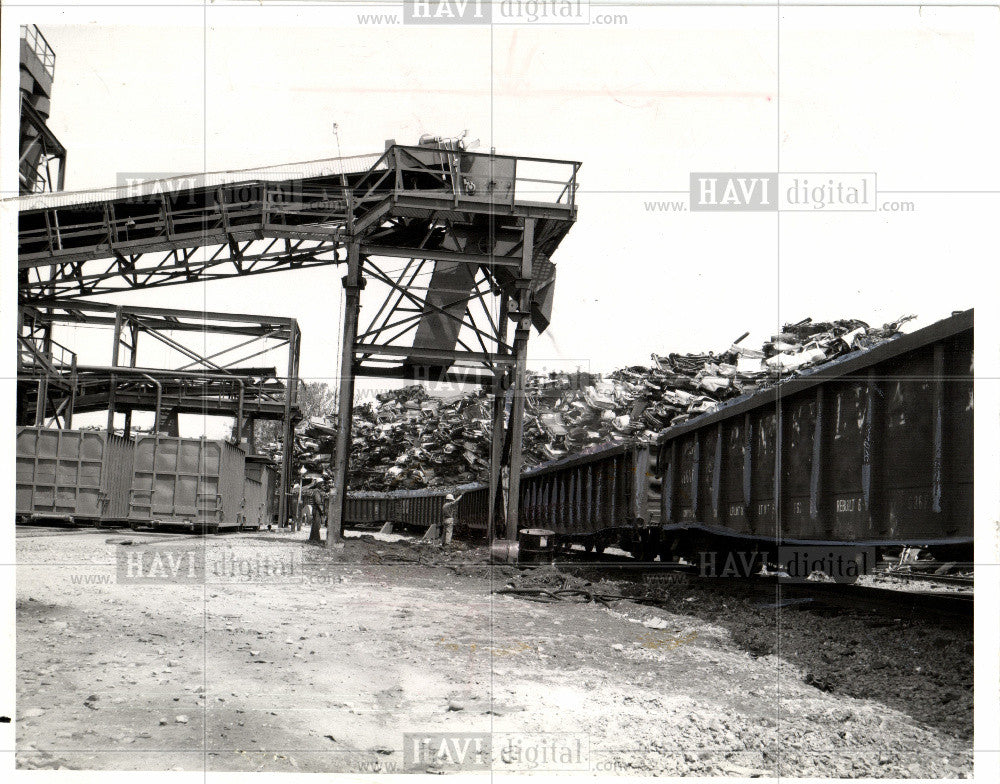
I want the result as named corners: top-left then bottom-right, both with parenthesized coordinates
top-left (546, 551), bottom-right (973, 621)
top-left (887, 570), bottom-right (974, 587)
top-left (758, 580), bottom-right (973, 620)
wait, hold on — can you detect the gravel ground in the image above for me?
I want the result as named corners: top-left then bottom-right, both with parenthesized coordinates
top-left (15, 526), bottom-right (972, 776)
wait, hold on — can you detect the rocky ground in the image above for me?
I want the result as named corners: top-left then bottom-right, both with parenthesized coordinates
top-left (15, 526), bottom-right (972, 776)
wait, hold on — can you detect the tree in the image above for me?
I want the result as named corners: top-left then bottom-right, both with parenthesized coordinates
top-left (251, 380), bottom-right (337, 446)
top-left (297, 380), bottom-right (337, 419)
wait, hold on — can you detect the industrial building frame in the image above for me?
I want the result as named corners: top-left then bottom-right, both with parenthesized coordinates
top-left (17, 300), bottom-right (302, 527)
top-left (15, 136), bottom-right (580, 543)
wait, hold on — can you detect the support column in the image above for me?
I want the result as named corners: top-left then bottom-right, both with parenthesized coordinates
top-left (111, 306), bottom-right (124, 366)
top-left (277, 321), bottom-right (300, 529)
top-left (246, 418), bottom-right (257, 453)
top-left (328, 242), bottom-right (363, 547)
top-left (279, 417), bottom-right (295, 527)
top-left (488, 294), bottom-right (509, 540)
top-left (279, 417), bottom-right (294, 527)
top-left (163, 408), bottom-right (180, 437)
top-left (35, 377), bottom-right (49, 426)
top-left (235, 385), bottom-right (245, 443)
top-left (504, 218), bottom-right (534, 544)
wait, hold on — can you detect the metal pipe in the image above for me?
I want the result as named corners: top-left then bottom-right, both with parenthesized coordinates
top-left (65, 353), bottom-right (76, 428)
top-left (139, 373), bottom-right (163, 432)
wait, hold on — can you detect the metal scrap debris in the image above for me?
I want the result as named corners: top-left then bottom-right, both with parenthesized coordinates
top-left (264, 316), bottom-right (914, 492)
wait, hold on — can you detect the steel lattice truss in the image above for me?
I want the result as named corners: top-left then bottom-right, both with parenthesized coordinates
top-left (355, 257), bottom-right (514, 385)
top-left (18, 300), bottom-right (300, 428)
top-left (16, 300), bottom-right (303, 526)
top-left (21, 237), bottom-right (344, 301)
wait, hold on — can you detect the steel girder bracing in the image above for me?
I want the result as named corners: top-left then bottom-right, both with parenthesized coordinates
top-left (14, 142), bottom-right (580, 541)
top-left (16, 301), bottom-right (302, 527)
top-left (20, 95), bottom-right (67, 194)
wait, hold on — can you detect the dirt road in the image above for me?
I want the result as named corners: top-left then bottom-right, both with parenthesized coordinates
top-left (15, 528), bottom-right (972, 776)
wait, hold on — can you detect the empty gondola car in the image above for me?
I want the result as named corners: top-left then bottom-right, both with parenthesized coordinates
top-left (344, 483), bottom-right (489, 534)
top-left (128, 435), bottom-right (248, 532)
top-left (15, 426), bottom-right (135, 526)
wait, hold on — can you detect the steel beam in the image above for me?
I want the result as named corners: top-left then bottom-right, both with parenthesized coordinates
top-left (504, 218), bottom-right (534, 544)
top-left (328, 242), bottom-right (362, 547)
top-left (359, 244), bottom-right (523, 268)
top-left (488, 294), bottom-right (510, 540)
top-left (353, 343), bottom-right (514, 366)
top-left (25, 298), bottom-right (297, 328)
top-left (278, 320), bottom-right (301, 528)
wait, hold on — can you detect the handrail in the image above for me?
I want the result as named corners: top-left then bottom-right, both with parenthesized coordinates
top-left (387, 144), bottom-right (579, 210)
top-left (19, 333), bottom-right (77, 372)
top-left (389, 144), bottom-right (581, 168)
top-left (20, 25), bottom-right (56, 80)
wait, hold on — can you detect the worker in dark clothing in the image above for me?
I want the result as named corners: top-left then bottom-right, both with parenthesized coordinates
top-left (308, 482), bottom-right (326, 543)
top-left (441, 491), bottom-right (464, 546)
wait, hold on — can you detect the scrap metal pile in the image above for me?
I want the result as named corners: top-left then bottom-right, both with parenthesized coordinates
top-left (269, 316), bottom-right (914, 491)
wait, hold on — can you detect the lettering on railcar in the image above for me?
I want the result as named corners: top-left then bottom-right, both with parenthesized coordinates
top-left (834, 496), bottom-right (867, 515)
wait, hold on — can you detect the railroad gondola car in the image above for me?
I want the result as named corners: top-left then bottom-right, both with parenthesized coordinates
top-left (14, 311), bottom-right (973, 564)
top-left (353, 310), bottom-right (972, 570)
top-left (127, 435), bottom-right (248, 533)
top-left (15, 426), bottom-right (134, 526)
top-left (344, 482), bottom-right (489, 533)
top-left (243, 455), bottom-right (278, 530)
top-left (654, 309), bottom-right (973, 564)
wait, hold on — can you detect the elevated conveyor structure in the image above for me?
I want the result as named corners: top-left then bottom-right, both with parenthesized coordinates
top-left (13, 139), bottom-right (581, 542)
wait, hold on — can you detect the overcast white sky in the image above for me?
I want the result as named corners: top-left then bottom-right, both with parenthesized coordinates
top-left (3, 2), bottom-right (999, 434)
